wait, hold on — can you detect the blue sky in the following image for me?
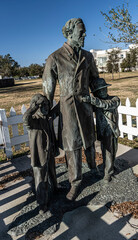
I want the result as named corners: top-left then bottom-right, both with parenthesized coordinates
top-left (0, 0), bottom-right (137, 66)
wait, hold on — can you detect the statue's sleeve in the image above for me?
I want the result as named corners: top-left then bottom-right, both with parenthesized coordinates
top-left (89, 54), bottom-right (99, 92)
top-left (49, 101), bottom-right (60, 120)
top-left (91, 96), bottom-right (120, 110)
top-left (42, 55), bottom-right (57, 107)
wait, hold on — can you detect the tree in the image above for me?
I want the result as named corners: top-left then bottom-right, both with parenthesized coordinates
top-left (121, 46), bottom-right (138, 71)
top-left (121, 53), bottom-right (131, 71)
top-left (129, 47), bottom-right (138, 70)
top-left (28, 64), bottom-right (44, 77)
top-left (18, 67), bottom-right (30, 77)
top-left (101, 3), bottom-right (138, 44)
top-left (0, 54), bottom-right (20, 77)
top-left (106, 49), bottom-right (120, 79)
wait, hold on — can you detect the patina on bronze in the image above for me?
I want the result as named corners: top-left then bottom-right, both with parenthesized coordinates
top-left (42, 18), bottom-right (99, 200)
top-left (82, 78), bottom-right (120, 183)
top-left (23, 94), bottom-right (57, 213)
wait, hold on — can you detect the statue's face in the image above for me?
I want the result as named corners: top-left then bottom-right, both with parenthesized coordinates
top-left (94, 87), bottom-right (108, 99)
top-left (40, 100), bottom-right (49, 116)
top-left (70, 23), bottom-right (86, 48)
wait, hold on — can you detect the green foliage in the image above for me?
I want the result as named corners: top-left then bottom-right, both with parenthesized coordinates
top-left (106, 49), bottom-right (120, 77)
top-left (19, 67), bottom-right (30, 77)
top-left (121, 53), bottom-right (131, 71)
top-left (129, 47), bottom-right (138, 69)
top-left (101, 3), bottom-right (138, 44)
top-left (121, 47), bottom-right (138, 71)
top-left (106, 62), bottom-right (112, 73)
top-left (28, 64), bottom-right (44, 77)
top-left (0, 54), bottom-right (44, 78)
top-left (0, 54), bottom-right (20, 77)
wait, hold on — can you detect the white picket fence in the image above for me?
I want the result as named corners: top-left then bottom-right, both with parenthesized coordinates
top-left (118, 98), bottom-right (138, 140)
top-left (0, 98), bottom-right (138, 159)
top-left (0, 105), bottom-right (29, 158)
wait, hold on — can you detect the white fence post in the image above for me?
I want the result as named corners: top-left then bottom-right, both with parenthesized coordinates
top-left (21, 105), bottom-right (29, 147)
top-left (136, 99), bottom-right (138, 136)
top-left (118, 98), bottom-right (138, 139)
top-left (10, 107), bottom-right (20, 150)
top-left (0, 115), bottom-right (4, 148)
top-left (0, 109), bottom-right (12, 158)
top-left (118, 102), bottom-right (124, 138)
top-left (126, 98), bottom-right (133, 140)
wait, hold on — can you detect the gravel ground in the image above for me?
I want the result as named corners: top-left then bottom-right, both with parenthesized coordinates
top-left (8, 159), bottom-right (138, 240)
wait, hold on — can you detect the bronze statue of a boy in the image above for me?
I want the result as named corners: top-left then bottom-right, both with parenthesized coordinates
top-left (82, 78), bottom-right (120, 183)
top-left (23, 93), bottom-right (58, 213)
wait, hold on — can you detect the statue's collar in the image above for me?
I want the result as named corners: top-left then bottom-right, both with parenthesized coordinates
top-left (63, 42), bottom-right (75, 56)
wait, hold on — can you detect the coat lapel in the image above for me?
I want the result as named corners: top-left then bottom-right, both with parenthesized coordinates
top-left (75, 50), bottom-right (87, 76)
top-left (63, 43), bottom-right (87, 77)
top-left (63, 42), bottom-right (78, 64)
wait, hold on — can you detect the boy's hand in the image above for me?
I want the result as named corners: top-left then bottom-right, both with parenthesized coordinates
top-left (81, 95), bottom-right (96, 105)
top-left (81, 95), bottom-right (91, 103)
top-left (90, 96), bottom-right (96, 105)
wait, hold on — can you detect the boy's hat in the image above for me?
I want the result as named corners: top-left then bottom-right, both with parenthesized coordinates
top-left (92, 78), bottom-right (111, 93)
top-left (30, 93), bottom-right (49, 106)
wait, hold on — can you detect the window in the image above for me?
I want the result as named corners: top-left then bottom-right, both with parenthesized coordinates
top-left (97, 57), bottom-right (107, 66)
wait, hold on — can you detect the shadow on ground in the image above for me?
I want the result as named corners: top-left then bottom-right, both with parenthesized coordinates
top-left (0, 146), bottom-right (138, 240)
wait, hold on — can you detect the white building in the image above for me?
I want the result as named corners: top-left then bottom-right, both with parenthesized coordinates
top-left (90, 44), bottom-right (138, 72)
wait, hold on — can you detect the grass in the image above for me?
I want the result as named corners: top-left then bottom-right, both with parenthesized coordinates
top-left (0, 79), bottom-right (43, 116)
top-left (100, 71), bottom-right (138, 107)
top-left (0, 71), bottom-right (138, 161)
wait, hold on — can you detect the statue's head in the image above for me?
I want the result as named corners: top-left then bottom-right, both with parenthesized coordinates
top-left (62, 18), bottom-right (86, 48)
top-left (92, 78), bottom-right (111, 99)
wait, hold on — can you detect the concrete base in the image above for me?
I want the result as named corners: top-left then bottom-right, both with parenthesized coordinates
top-left (50, 205), bottom-right (138, 240)
top-left (95, 141), bottom-right (138, 175)
top-left (0, 155), bottom-right (31, 240)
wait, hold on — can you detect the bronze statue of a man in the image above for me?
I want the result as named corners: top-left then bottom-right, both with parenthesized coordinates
top-left (42, 18), bottom-right (99, 200)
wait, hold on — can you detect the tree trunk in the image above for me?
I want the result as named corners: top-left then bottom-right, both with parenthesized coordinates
top-left (118, 70), bottom-right (120, 79)
top-left (112, 69), bottom-right (114, 80)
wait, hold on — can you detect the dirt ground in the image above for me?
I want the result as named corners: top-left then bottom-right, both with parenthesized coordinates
top-left (0, 71), bottom-right (137, 116)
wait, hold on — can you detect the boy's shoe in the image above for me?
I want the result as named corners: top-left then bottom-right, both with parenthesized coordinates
top-left (39, 205), bottom-right (47, 214)
top-left (66, 185), bottom-right (80, 201)
top-left (103, 175), bottom-right (111, 184)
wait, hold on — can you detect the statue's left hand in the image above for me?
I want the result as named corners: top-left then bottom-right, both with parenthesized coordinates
top-left (81, 95), bottom-right (91, 103)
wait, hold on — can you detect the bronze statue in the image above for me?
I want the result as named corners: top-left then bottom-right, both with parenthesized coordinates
top-left (23, 94), bottom-right (58, 213)
top-left (42, 18), bottom-right (99, 200)
top-left (82, 78), bottom-right (120, 183)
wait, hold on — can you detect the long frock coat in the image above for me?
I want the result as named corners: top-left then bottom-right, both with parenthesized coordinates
top-left (42, 42), bottom-right (99, 151)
